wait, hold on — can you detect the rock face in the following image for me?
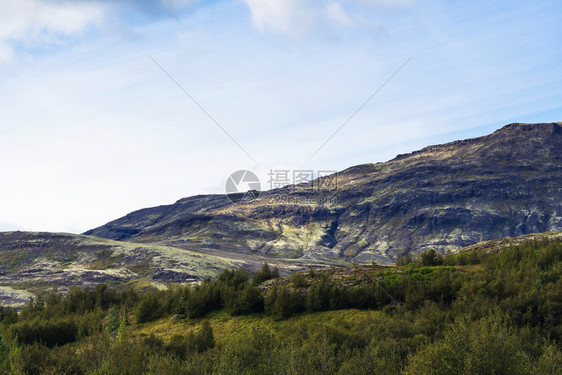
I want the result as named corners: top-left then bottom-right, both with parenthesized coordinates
top-left (86, 123), bottom-right (562, 264)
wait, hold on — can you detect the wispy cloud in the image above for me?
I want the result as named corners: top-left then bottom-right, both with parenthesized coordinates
top-left (0, 0), bottom-right (203, 61)
top-left (243, 0), bottom-right (314, 34)
top-left (325, 2), bottom-right (354, 27)
top-left (242, 0), bottom-right (413, 34)
top-left (82, 0), bottom-right (200, 15)
top-left (0, 0), bottom-right (107, 61)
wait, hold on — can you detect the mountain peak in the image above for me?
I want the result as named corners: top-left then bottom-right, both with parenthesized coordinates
top-left (392, 122), bottom-right (562, 162)
top-left (493, 122), bottom-right (562, 137)
top-left (85, 122), bottom-right (562, 265)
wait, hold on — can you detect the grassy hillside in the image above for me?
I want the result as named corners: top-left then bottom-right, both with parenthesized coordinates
top-left (0, 234), bottom-right (560, 374)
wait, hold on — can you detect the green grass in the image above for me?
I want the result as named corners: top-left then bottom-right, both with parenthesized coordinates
top-left (136, 309), bottom-right (381, 345)
top-left (405, 266), bottom-right (456, 280)
top-left (374, 265), bottom-right (456, 284)
top-left (128, 261), bottom-right (154, 276)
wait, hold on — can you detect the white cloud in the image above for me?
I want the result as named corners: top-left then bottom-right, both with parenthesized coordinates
top-left (325, 2), bottom-right (354, 27)
top-left (0, 42), bottom-right (14, 61)
top-left (0, 0), bottom-right (106, 61)
top-left (242, 0), bottom-right (413, 34)
top-left (242, 0), bottom-right (314, 34)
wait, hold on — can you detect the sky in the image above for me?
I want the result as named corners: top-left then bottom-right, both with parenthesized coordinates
top-left (0, 0), bottom-right (561, 233)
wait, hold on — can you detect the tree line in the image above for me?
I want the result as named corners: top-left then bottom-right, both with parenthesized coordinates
top-left (0, 240), bottom-right (559, 374)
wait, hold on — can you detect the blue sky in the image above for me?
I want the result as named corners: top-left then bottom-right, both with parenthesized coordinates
top-left (0, 0), bottom-right (561, 233)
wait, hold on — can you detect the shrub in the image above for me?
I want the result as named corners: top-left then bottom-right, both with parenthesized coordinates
top-left (420, 249), bottom-right (443, 266)
top-left (253, 263), bottom-right (279, 285)
top-left (135, 296), bottom-right (162, 324)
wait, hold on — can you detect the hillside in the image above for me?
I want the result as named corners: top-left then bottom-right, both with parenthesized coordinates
top-left (0, 231), bottom-right (243, 306)
top-left (0, 234), bottom-right (559, 374)
top-left (86, 122), bottom-right (562, 264)
top-left (455, 230), bottom-right (562, 254)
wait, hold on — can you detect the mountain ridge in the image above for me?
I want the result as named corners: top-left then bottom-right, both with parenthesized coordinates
top-left (1, 122), bottom-right (562, 306)
top-left (85, 122), bottom-right (562, 264)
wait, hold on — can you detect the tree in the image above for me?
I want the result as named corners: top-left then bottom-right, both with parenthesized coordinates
top-left (395, 253), bottom-right (413, 266)
top-left (229, 284), bottom-right (264, 315)
top-left (421, 249), bottom-right (443, 266)
top-left (186, 321), bottom-right (215, 353)
top-left (105, 307), bottom-right (121, 338)
top-left (536, 344), bottom-right (562, 375)
top-left (266, 287), bottom-right (302, 320)
top-left (253, 263), bottom-right (274, 285)
top-left (135, 296), bottom-right (161, 324)
top-left (307, 276), bottom-right (333, 312)
top-left (198, 321), bottom-right (215, 352)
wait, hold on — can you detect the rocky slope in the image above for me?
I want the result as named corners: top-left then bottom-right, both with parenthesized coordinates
top-left (455, 230), bottom-right (562, 254)
top-left (86, 122), bottom-right (562, 264)
top-left (0, 231), bottom-right (244, 306)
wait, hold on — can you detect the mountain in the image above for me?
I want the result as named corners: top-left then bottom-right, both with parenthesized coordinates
top-left (86, 122), bottom-right (562, 264)
top-left (0, 231), bottom-right (242, 306)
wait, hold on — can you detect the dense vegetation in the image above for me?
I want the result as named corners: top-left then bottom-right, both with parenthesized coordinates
top-left (0, 240), bottom-right (560, 374)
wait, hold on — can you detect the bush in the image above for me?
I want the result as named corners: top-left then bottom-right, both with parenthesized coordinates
top-left (404, 316), bottom-right (533, 375)
top-left (135, 296), bottom-right (162, 324)
top-left (291, 273), bottom-right (309, 288)
top-left (307, 276), bottom-right (335, 312)
top-left (166, 334), bottom-right (188, 359)
top-left (420, 249), bottom-right (443, 266)
top-left (187, 321), bottom-right (215, 353)
top-left (265, 287), bottom-right (304, 320)
top-left (229, 284), bottom-right (264, 315)
top-left (395, 253), bottom-right (413, 266)
top-left (9, 318), bottom-right (78, 347)
top-left (253, 263), bottom-right (279, 285)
